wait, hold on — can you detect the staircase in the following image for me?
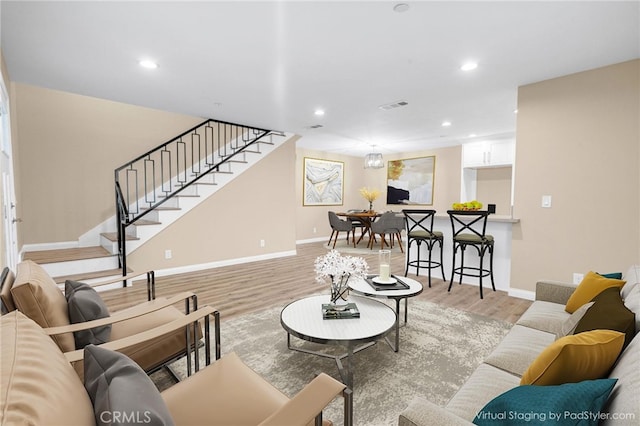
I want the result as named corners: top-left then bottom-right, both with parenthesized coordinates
top-left (22, 119), bottom-right (291, 285)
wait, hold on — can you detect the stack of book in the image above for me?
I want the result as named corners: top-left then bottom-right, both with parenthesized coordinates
top-left (322, 303), bottom-right (360, 319)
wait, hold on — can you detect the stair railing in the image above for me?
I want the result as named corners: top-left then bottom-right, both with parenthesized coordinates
top-left (114, 118), bottom-right (273, 279)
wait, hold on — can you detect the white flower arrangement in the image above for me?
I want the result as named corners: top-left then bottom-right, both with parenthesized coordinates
top-left (315, 250), bottom-right (369, 303)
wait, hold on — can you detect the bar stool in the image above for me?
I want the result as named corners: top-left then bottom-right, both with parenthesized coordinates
top-left (447, 210), bottom-right (495, 299)
top-left (402, 209), bottom-right (446, 287)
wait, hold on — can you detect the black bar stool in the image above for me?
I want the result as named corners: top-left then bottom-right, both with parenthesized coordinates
top-left (447, 210), bottom-right (495, 299)
top-left (402, 209), bottom-right (446, 287)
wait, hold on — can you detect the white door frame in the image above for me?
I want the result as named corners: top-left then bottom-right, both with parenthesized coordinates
top-left (0, 72), bottom-right (18, 270)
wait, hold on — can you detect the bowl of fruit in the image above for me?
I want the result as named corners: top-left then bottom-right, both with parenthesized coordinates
top-left (452, 200), bottom-right (483, 211)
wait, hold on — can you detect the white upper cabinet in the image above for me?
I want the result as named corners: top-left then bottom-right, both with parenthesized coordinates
top-left (463, 139), bottom-right (515, 168)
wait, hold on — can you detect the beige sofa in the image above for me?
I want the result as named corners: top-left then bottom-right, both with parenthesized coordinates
top-left (399, 269), bottom-right (640, 426)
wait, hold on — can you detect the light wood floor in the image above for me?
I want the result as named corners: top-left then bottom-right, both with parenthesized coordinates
top-left (100, 241), bottom-right (531, 323)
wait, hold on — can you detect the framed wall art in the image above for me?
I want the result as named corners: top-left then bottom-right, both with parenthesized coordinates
top-left (387, 156), bottom-right (435, 205)
top-left (303, 157), bottom-right (344, 206)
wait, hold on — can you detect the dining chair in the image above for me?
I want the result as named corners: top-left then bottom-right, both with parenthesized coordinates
top-left (368, 211), bottom-right (404, 252)
top-left (328, 211), bottom-right (356, 248)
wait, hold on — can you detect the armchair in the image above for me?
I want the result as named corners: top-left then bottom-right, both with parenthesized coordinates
top-left (1, 260), bottom-right (203, 379)
top-left (2, 308), bottom-right (354, 425)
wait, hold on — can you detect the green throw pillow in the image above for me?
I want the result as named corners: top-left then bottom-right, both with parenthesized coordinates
top-left (473, 379), bottom-right (617, 426)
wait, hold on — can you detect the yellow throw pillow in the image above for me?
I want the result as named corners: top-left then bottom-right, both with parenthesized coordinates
top-left (565, 271), bottom-right (625, 313)
top-left (520, 330), bottom-right (624, 386)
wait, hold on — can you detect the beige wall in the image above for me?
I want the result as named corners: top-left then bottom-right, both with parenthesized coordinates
top-left (476, 167), bottom-right (512, 216)
top-left (12, 84), bottom-right (203, 244)
top-left (512, 59), bottom-right (640, 292)
top-left (295, 145), bottom-right (462, 241)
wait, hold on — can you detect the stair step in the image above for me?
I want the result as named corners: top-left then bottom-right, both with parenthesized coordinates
top-left (53, 267), bottom-right (133, 285)
top-left (100, 232), bottom-right (139, 243)
top-left (212, 170), bottom-right (234, 174)
top-left (133, 219), bottom-right (161, 226)
top-left (23, 246), bottom-right (112, 264)
top-left (195, 181), bottom-right (218, 186)
top-left (160, 194), bottom-right (200, 199)
top-left (141, 206), bottom-right (181, 211)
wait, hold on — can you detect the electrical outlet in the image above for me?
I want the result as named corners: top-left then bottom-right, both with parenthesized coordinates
top-left (260, 239), bottom-right (265, 247)
top-left (573, 273), bottom-right (584, 284)
top-left (165, 249), bottom-right (172, 259)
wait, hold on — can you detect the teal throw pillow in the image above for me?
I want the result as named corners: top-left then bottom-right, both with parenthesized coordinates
top-left (598, 272), bottom-right (623, 280)
top-left (473, 379), bottom-right (617, 426)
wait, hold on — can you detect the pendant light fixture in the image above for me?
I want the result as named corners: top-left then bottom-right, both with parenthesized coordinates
top-left (364, 146), bottom-right (384, 169)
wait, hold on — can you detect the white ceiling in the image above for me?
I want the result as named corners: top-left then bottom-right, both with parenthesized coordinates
top-left (2, 1), bottom-right (639, 157)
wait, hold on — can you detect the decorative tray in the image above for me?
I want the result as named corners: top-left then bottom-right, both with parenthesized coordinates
top-left (365, 275), bottom-right (410, 291)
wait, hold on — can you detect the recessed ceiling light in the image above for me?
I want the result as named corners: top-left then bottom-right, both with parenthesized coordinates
top-left (314, 109), bottom-right (325, 116)
top-left (468, 133), bottom-right (477, 138)
top-left (393, 3), bottom-right (410, 13)
top-left (441, 121), bottom-right (452, 127)
top-left (138, 59), bottom-right (158, 69)
top-left (513, 109), bottom-right (519, 114)
top-left (461, 62), bottom-right (478, 71)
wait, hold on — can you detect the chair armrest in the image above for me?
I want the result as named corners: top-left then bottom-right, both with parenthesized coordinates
top-left (82, 270), bottom-right (150, 288)
top-left (64, 306), bottom-right (217, 363)
top-left (398, 397), bottom-right (473, 426)
top-left (535, 280), bottom-right (577, 304)
top-left (82, 270), bottom-right (156, 301)
top-left (259, 373), bottom-right (349, 426)
top-left (43, 291), bottom-right (196, 335)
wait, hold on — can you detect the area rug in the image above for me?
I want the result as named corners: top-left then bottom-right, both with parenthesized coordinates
top-left (153, 298), bottom-right (512, 426)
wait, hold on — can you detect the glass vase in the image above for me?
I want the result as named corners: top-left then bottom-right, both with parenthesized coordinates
top-left (329, 273), bottom-right (350, 304)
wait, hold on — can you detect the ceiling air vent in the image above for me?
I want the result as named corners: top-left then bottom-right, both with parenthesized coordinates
top-left (308, 124), bottom-right (324, 129)
top-left (378, 100), bottom-right (409, 111)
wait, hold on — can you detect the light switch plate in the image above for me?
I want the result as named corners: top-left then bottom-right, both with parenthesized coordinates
top-left (542, 195), bottom-right (552, 208)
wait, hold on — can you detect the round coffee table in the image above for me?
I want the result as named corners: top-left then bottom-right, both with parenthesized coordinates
top-left (348, 275), bottom-right (423, 352)
top-left (280, 294), bottom-right (396, 389)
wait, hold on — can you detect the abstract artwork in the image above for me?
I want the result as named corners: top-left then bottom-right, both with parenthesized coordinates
top-left (387, 156), bottom-right (435, 205)
top-left (303, 158), bottom-right (344, 206)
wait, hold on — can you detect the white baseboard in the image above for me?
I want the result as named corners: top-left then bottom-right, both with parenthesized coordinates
top-left (152, 249), bottom-right (298, 278)
top-left (296, 236), bottom-right (329, 245)
top-left (508, 288), bottom-right (535, 301)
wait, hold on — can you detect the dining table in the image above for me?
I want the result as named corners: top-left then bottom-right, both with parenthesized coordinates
top-left (337, 211), bottom-right (380, 246)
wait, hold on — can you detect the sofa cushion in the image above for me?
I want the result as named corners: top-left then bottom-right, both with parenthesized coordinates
top-left (516, 300), bottom-right (570, 335)
top-left (484, 325), bottom-right (556, 377)
top-left (604, 334), bottom-right (640, 423)
top-left (446, 363), bottom-right (520, 421)
top-left (0, 311), bottom-right (95, 425)
top-left (621, 265), bottom-right (640, 299)
top-left (84, 344), bottom-right (175, 426)
top-left (10, 260), bottom-right (75, 352)
top-left (623, 284), bottom-right (640, 333)
top-left (474, 379), bottom-right (617, 426)
top-left (559, 302), bottom-right (594, 337)
top-left (565, 271), bottom-right (625, 313)
top-left (520, 330), bottom-right (625, 386)
top-left (66, 280), bottom-right (112, 349)
top-left (574, 287), bottom-right (635, 349)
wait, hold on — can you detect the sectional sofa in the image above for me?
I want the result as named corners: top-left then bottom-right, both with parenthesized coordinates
top-left (399, 268), bottom-right (640, 425)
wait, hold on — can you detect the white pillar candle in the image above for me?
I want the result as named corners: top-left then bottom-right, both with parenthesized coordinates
top-left (379, 263), bottom-right (390, 281)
